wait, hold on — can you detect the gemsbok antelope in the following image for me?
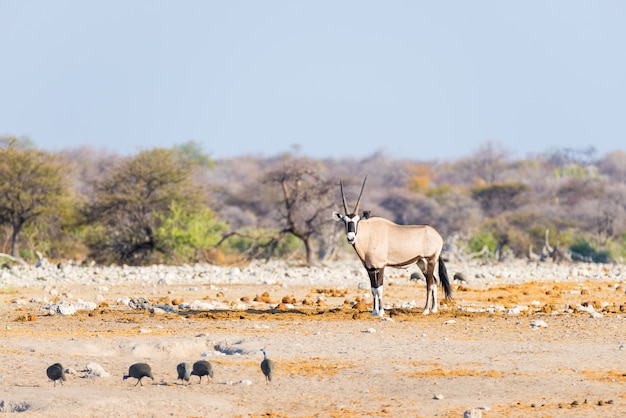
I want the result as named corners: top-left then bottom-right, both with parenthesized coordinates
top-left (333, 177), bottom-right (452, 316)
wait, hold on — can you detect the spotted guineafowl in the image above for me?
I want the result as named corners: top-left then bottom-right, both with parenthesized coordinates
top-left (46, 363), bottom-right (66, 387)
top-left (260, 349), bottom-right (275, 383)
top-left (123, 363), bottom-right (154, 386)
top-left (177, 362), bottom-right (191, 383)
top-left (190, 360), bottom-right (213, 384)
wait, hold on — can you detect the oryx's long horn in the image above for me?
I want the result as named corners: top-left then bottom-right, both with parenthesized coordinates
top-left (353, 176), bottom-right (368, 215)
top-left (340, 180), bottom-right (350, 214)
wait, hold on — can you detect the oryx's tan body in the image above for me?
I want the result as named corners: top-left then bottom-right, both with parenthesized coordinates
top-left (352, 218), bottom-right (444, 270)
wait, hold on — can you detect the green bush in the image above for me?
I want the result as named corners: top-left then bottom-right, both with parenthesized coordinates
top-left (569, 239), bottom-right (610, 263)
top-left (156, 202), bottom-right (229, 263)
top-left (467, 232), bottom-right (497, 254)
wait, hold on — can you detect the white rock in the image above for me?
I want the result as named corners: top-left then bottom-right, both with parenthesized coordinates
top-left (464, 409), bottom-right (482, 418)
top-left (401, 300), bottom-right (418, 309)
top-left (74, 300), bottom-right (97, 311)
top-left (49, 302), bottom-right (77, 315)
top-left (188, 300), bottom-right (214, 310)
top-left (530, 319), bottom-right (548, 329)
top-left (364, 328), bottom-right (376, 333)
top-left (85, 362), bottom-right (110, 378)
top-left (150, 307), bottom-right (167, 314)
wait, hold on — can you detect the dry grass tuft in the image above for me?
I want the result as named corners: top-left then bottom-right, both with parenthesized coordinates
top-left (582, 370), bottom-right (626, 383)
top-left (279, 357), bottom-right (358, 380)
top-left (404, 367), bottom-right (503, 378)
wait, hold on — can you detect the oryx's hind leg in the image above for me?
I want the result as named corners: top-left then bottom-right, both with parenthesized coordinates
top-left (367, 267), bottom-right (385, 317)
top-left (422, 257), bottom-right (439, 315)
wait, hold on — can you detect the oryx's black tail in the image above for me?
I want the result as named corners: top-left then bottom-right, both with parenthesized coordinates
top-left (438, 255), bottom-right (453, 301)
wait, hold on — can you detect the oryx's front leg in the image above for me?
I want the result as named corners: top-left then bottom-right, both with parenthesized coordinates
top-left (367, 267), bottom-right (385, 317)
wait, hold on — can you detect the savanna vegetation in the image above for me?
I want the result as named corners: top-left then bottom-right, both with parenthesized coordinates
top-left (1, 136), bottom-right (625, 265)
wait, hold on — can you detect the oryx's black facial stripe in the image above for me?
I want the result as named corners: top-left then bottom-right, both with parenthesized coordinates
top-left (347, 221), bottom-right (356, 234)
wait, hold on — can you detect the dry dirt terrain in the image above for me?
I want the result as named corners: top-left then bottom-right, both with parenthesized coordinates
top-left (1, 259), bottom-right (625, 417)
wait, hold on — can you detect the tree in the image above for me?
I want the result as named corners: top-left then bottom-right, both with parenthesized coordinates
top-left (264, 158), bottom-right (337, 265)
top-left (0, 138), bottom-right (70, 257)
top-left (471, 182), bottom-right (530, 218)
top-left (86, 148), bottom-right (210, 264)
top-left (457, 140), bottom-right (510, 185)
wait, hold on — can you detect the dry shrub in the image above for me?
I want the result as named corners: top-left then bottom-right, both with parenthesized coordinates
top-left (316, 288), bottom-right (347, 297)
top-left (353, 299), bottom-right (369, 310)
top-left (254, 291), bottom-right (272, 303)
top-left (15, 313), bottom-right (37, 322)
top-left (282, 295), bottom-right (296, 304)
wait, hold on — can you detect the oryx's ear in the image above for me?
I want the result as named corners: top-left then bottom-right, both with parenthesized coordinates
top-left (332, 211), bottom-right (344, 221)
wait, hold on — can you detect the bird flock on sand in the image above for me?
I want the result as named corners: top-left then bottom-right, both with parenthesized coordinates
top-left (46, 349), bottom-right (274, 387)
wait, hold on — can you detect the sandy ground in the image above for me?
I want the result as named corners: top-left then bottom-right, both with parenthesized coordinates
top-left (1, 260), bottom-right (626, 417)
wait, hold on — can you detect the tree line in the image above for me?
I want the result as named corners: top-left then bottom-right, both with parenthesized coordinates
top-left (1, 136), bottom-right (625, 266)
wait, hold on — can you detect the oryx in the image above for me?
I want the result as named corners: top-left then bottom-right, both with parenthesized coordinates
top-left (333, 177), bottom-right (452, 316)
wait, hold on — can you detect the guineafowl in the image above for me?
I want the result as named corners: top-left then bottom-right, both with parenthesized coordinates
top-left (123, 363), bottom-right (154, 386)
top-left (177, 362), bottom-right (191, 383)
top-left (190, 360), bottom-right (213, 384)
top-left (46, 363), bottom-right (66, 387)
top-left (260, 349), bottom-right (275, 383)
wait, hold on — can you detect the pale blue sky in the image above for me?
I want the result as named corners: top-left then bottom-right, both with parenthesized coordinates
top-left (2, 1), bottom-right (625, 160)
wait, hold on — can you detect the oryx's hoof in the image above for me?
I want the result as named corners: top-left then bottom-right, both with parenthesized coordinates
top-left (422, 308), bottom-right (431, 315)
top-left (371, 309), bottom-right (385, 317)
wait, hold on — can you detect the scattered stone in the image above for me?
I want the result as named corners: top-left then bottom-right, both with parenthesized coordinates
top-left (214, 340), bottom-right (258, 355)
top-left (84, 363), bottom-right (110, 378)
top-left (47, 302), bottom-right (77, 315)
top-left (464, 409), bottom-right (482, 418)
top-left (128, 297), bottom-right (152, 310)
top-left (433, 394), bottom-right (444, 400)
top-left (505, 307), bottom-right (521, 315)
top-left (0, 401), bottom-right (31, 413)
top-left (530, 319), bottom-right (548, 329)
top-left (401, 300), bottom-right (418, 309)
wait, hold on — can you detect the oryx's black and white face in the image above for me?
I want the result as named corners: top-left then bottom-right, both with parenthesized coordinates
top-left (333, 177), bottom-right (367, 245)
top-left (333, 212), bottom-right (361, 244)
